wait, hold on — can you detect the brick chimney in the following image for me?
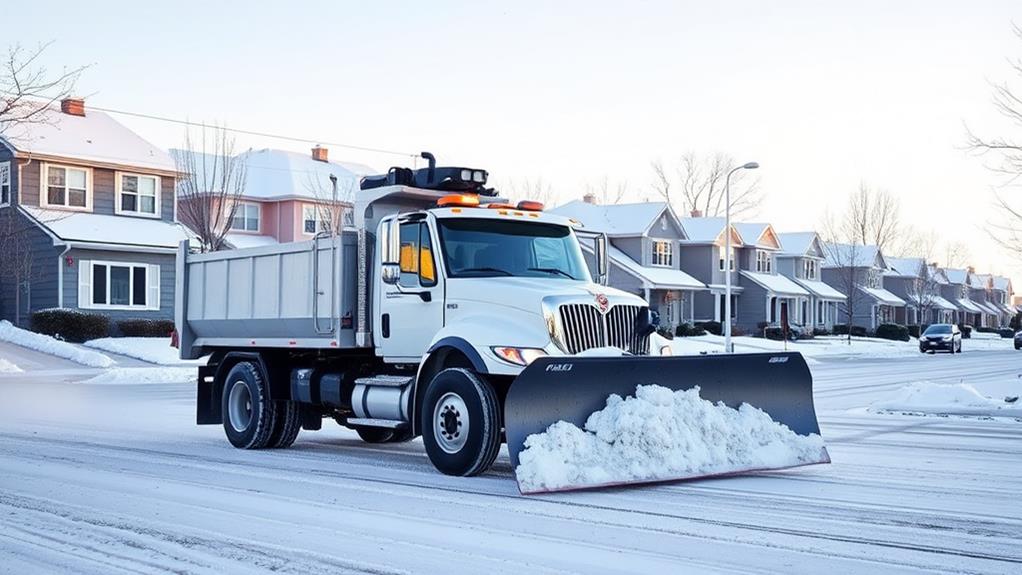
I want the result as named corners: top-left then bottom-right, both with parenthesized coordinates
top-left (583, 192), bottom-right (597, 204)
top-left (967, 265), bottom-right (975, 273)
top-left (690, 209), bottom-right (703, 217)
top-left (61, 97), bottom-right (86, 117)
top-left (312, 145), bottom-right (328, 162)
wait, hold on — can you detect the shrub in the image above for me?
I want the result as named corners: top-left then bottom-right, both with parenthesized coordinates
top-left (1011, 313), bottom-right (1021, 332)
top-left (961, 325), bottom-right (972, 339)
top-left (656, 326), bottom-right (675, 340)
top-left (731, 326), bottom-right (747, 337)
top-left (907, 324), bottom-right (920, 338)
top-left (694, 321), bottom-right (722, 336)
top-left (875, 323), bottom-right (910, 342)
top-left (998, 328), bottom-right (1015, 339)
top-left (813, 327), bottom-right (831, 336)
top-left (116, 319), bottom-right (176, 338)
top-left (833, 324), bottom-right (868, 337)
top-left (764, 326), bottom-right (786, 341)
top-left (975, 326), bottom-right (997, 334)
top-left (31, 309), bottom-right (110, 343)
top-left (756, 321), bottom-right (770, 330)
top-left (675, 323), bottom-right (707, 337)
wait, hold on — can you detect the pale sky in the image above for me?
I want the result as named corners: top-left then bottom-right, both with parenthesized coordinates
top-left (9, 0), bottom-right (1022, 285)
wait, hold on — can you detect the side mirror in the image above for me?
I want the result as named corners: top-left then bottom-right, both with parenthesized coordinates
top-left (595, 233), bottom-right (609, 286)
top-left (380, 219), bottom-right (402, 285)
top-left (381, 263), bottom-right (401, 285)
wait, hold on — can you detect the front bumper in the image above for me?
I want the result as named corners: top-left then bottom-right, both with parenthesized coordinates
top-left (920, 339), bottom-right (953, 351)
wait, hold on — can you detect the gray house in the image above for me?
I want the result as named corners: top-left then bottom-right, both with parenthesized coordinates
top-left (775, 232), bottom-right (846, 330)
top-left (822, 243), bottom-right (905, 331)
top-left (0, 98), bottom-right (191, 326)
top-left (882, 257), bottom-right (956, 326)
top-left (675, 217), bottom-right (743, 326)
top-left (940, 268), bottom-right (984, 327)
top-left (731, 222), bottom-right (810, 332)
top-left (991, 275), bottom-right (1015, 325)
top-left (968, 273), bottom-right (1001, 328)
top-left (551, 200), bottom-right (705, 329)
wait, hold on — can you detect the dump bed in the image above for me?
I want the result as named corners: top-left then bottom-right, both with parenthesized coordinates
top-left (175, 233), bottom-right (359, 359)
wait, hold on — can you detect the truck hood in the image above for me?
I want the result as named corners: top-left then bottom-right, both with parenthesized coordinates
top-left (445, 278), bottom-right (645, 316)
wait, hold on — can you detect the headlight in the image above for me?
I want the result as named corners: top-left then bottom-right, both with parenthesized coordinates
top-left (943, 335), bottom-right (953, 341)
top-left (461, 169), bottom-right (472, 181)
top-left (491, 346), bottom-right (546, 366)
top-left (473, 170), bottom-right (486, 183)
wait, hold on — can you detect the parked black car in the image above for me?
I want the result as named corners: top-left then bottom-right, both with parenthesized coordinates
top-left (1015, 330), bottom-right (1021, 350)
top-left (919, 323), bottom-right (962, 354)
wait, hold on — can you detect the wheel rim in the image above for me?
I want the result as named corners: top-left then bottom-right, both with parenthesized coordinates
top-left (433, 392), bottom-right (469, 454)
top-left (228, 380), bottom-right (253, 433)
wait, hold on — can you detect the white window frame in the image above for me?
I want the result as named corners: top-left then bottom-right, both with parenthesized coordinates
top-left (0, 161), bottom-right (10, 206)
top-left (650, 239), bottom-right (673, 267)
top-left (803, 259), bottom-right (817, 280)
top-left (718, 245), bottom-right (735, 272)
top-left (78, 259), bottom-right (160, 311)
top-left (41, 163), bottom-right (93, 211)
top-left (302, 204), bottom-right (330, 236)
top-left (231, 202), bottom-right (261, 232)
top-left (867, 269), bottom-right (881, 289)
top-left (756, 250), bottom-right (772, 273)
top-left (115, 172), bottom-right (161, 218)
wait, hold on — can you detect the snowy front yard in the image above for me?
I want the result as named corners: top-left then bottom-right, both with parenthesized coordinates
top-left (83, 336), bottom-right (202, 366)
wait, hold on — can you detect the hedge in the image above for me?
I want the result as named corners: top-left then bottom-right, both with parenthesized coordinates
top-left (961, 325), bottom-right (972, 339)
top-left (812, 327), bottom-right (831, 336)
top-left (116, 319), bottom-right (176, 338)
top-left (675, 323), bottom-right (707, 337)
top-left (907, 325), bottom-right (921, 338)
top-left (875, 323), bottom-right (910, 342)
top-left (998, 328), bottom-right (1015, 339)
top-left (31, 309), bottom-right (110, 343)
top-left (832, 324), bottom-right (868, 337)
top-left (694, 321), bottom-right (722, 336)
top-left (655, 326), bottom-right (675, 340)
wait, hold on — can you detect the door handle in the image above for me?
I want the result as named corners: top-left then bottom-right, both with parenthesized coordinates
top-left (388, 290), bottom-right (432, 302)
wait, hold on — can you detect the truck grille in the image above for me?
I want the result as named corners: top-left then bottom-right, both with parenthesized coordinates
top-left (558, 304), bottom-right (650, 355)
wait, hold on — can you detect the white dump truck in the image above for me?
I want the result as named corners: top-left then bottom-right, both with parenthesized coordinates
top-left (176, 153), bottom-right (825, 491)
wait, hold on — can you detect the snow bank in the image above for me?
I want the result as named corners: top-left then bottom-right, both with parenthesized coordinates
top-left (79, 367), bottom-right (196, 385)
top-left (0, 358), bottom-right (23, 373)
top-left (84, 337), bottom-right (201, 365)
top-left (870, 382), bottom-right (1022, 418)
top-left (0, 320), bottom-right (114, 368)
top-left (515, 385), bottom-right (827, 493)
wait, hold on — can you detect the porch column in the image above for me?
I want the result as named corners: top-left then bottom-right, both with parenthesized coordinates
top-left (713, 292), bottom-right (721, 322)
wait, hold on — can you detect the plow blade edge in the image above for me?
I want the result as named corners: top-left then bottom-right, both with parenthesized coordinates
top-left (504, 352), bottom-right (830, 494)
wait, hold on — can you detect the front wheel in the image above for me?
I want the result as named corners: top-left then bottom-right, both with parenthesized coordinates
top-left (222, 361), bottom-right (279, 449)
top-left (421, 368), bottom-right (502, 477)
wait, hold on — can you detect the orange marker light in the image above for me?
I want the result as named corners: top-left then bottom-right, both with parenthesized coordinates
top-left (517, 200), bottom-right (544, 211)
top-left (438, 194), bottom-right (480, 207)
top-left (486, 203), bottom-right (516, 209)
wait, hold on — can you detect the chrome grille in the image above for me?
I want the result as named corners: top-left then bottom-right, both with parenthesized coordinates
top-left (558, 304), bottom-right (650, 355)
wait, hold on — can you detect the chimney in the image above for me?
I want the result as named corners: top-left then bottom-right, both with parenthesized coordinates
top-left (690, 209), bottom-right (703, 217)
top-left (312, 145), bottom-right (328, 162)
top-left (583, 192), bottom-right (597, 204)
top-left (967, 265), bottom-right (975, 273)
top-left (61, 97), bottom-right (86, 117)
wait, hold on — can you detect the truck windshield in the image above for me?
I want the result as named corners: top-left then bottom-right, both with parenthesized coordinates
top-left (437, 218), bottom-right (591, 281)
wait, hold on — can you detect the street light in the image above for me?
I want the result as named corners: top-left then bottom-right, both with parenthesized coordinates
top-left (724, 161), bottom-right (759, 353)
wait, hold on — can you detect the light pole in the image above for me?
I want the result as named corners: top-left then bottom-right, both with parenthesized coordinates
top-left (724, 161), bottom-right (759, 353)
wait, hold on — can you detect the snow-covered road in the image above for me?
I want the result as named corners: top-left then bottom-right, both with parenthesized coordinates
top-left (1, 350), bottom-right (1020, 574)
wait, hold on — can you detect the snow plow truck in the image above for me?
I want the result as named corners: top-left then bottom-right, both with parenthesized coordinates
top-left (176, 153), bottom-right (829, 493)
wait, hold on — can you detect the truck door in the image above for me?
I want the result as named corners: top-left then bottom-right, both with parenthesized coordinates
top-left (378, 219), bottom-right (444, 360)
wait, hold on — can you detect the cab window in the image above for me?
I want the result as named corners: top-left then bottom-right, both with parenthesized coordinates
top-left (399, 222), bottom-right (437, 288)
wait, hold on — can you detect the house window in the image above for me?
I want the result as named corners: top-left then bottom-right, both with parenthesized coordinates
top-left (756, 250), bottom-right (772, 273)
top-left (867, 269), bottom-right (881, 289)
top-left (651, 240), bottom-right (673, 267)
top-left (43, 164), bottom-right (90, 209)
top-left (81, 260), bottom-right (159, 310)
top-left (343, 206), bottom-right (354, 228)
top-left (231, 203), bottom-right (260, 232)
top-left (303, 205), bottom-right (330, 235)
top-left (117, 173), bottom-right (160, 216)
top-left (803, 259), bottom-right (817, 280)
top-left (0, 161), bottom-right (10, 205)
top-left (718, 246), bottom-right (735, 271)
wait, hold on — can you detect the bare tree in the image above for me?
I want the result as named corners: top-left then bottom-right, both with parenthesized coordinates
top-left (845, 182), bottom-right (901, 252)
top-left (174, 127), bottom-right (247, 252)
top-left (582, 176), bottom-right (630, 205)
top-left (942, 240), bottom-right (971, 268)
top-left (0, 212), bottom-right (43, 326)
top-left (502, 176), bottom-right (561, 206)
top-left (820, 223), bottom-right (863, 343)
top-left (302, 171), bottom-right (355, 236)
top-left (651, 152), bottom-right (762, 218)
top-left (0, 42), bottom-right (86, 133)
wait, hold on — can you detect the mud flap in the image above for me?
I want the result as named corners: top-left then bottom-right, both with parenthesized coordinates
top-left (505, 352), bottom-right (830, 493)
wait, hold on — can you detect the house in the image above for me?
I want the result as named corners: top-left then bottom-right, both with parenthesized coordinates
top-left (730, 222), bottom-right (810, 332)
top-left (175, 146), bottom-right (374, 249)
top-left (821, 243), bottom-right (905, 331)
top-left (0, 98), bottom-right (191, 326)
top-left (674, 216), bottom-right (743, 326)
top-left (775, 232), bottom-right (846, 330)
top-left (882, 257), bottom-right (957, 326)
top-left (966, 272), bottom-right (1000, 328)
top-left (991, 275), bottom-right (1015, 325)
top-left (550, 199), bottom-right (705, 329)
top-left (940, 268), bottom-right (984, 327)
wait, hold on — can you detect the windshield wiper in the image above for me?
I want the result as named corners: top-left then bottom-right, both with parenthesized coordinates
top-left (528, 267), bottom-right (576, 280)
top-left (458, 267), bottom-right (513, 276)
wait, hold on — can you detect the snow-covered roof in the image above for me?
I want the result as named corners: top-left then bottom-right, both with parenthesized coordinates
top-left (975, 300), bottom-right (1002, 316)
top-left (679, 217), bottom-right (743, 245)
top-left (225, 233), bottom-right (279, 250)
top-left (550, 201), bottom-right (677, 237)
top-left (1, 104), bottom-right (175, 173)
top-left (20, 206), bottom-right (193, 250)
top-left (883, 256), bottom-right (925, 278)
top-left (928, 265), bottom-right (949, 285)
top-left (606, 245), bottom-right (704, 290)
top-left (739, 271), bottom-right (809, 296)
top-left (943, 268), bottom-right (969, 285)
top-left (955, 299), bottom-right (984, 313)
top-left (992, 276), bottom-right (1012, 292)
top-left (858, 286), bottom-right (906, 306)
top-left (776, 232), bottom-right (820, 257)
top-left (905, 294), bottom-right (958, 311)
top-left (969, 273), bottom-right (990, 289)
top-left (732, 223), bottom-right (778, 249)
top-left (172, 148), bottom-right (376, 202)
top-left (791, 278), bottom-right (846, 300)
top-left (822, 242), bottom-right (882, 269)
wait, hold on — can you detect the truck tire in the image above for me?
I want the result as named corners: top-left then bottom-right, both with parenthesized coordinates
top-left (356, 427), bottom-right (414, 444)
top-left (421, 368), bottom-right (501, 476)
top-left (222, 361), bottom-right (279, 449)
top-left (268, 400), bottom-right (303, 448)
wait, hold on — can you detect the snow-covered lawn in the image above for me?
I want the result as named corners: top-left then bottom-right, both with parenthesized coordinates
top-left (0, 320), bottom-right (114, 368)
top-left (84, 337), bottom-right (202, 365)
top-left (79, 367), bottom-right (196, 385)
top-left (869, 380), bottom-right (1022, 419)
top-left (516, 384), bottom-right (827, 493)
top-left (0, 358), bottom-right (23, 373)
top-left (669, 333), bottom-right (1014, 360)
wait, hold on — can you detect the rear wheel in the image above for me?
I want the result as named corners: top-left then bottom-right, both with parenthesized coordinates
top-left (222, 362), bottom-right (278, 449)
top-left (421, 368), bottom-right (502, 477)
top-left (268, 400), bottom-right (304, 448)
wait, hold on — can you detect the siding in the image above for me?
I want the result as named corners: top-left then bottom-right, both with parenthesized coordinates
top-left (736, 281), bottom-right (767, 331)
top-left (19, 160), bottom-right (41, 206)
top-left (0, 208), bottom-right (61, 325)
top-left (612, 237), bottom-right (643, 267)
top-left (678, 245), bottom-right (715, 284)
top-left (64, 248), bottom-right (176, 321)
top-left (822, 266), bottom-right (875, 328)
